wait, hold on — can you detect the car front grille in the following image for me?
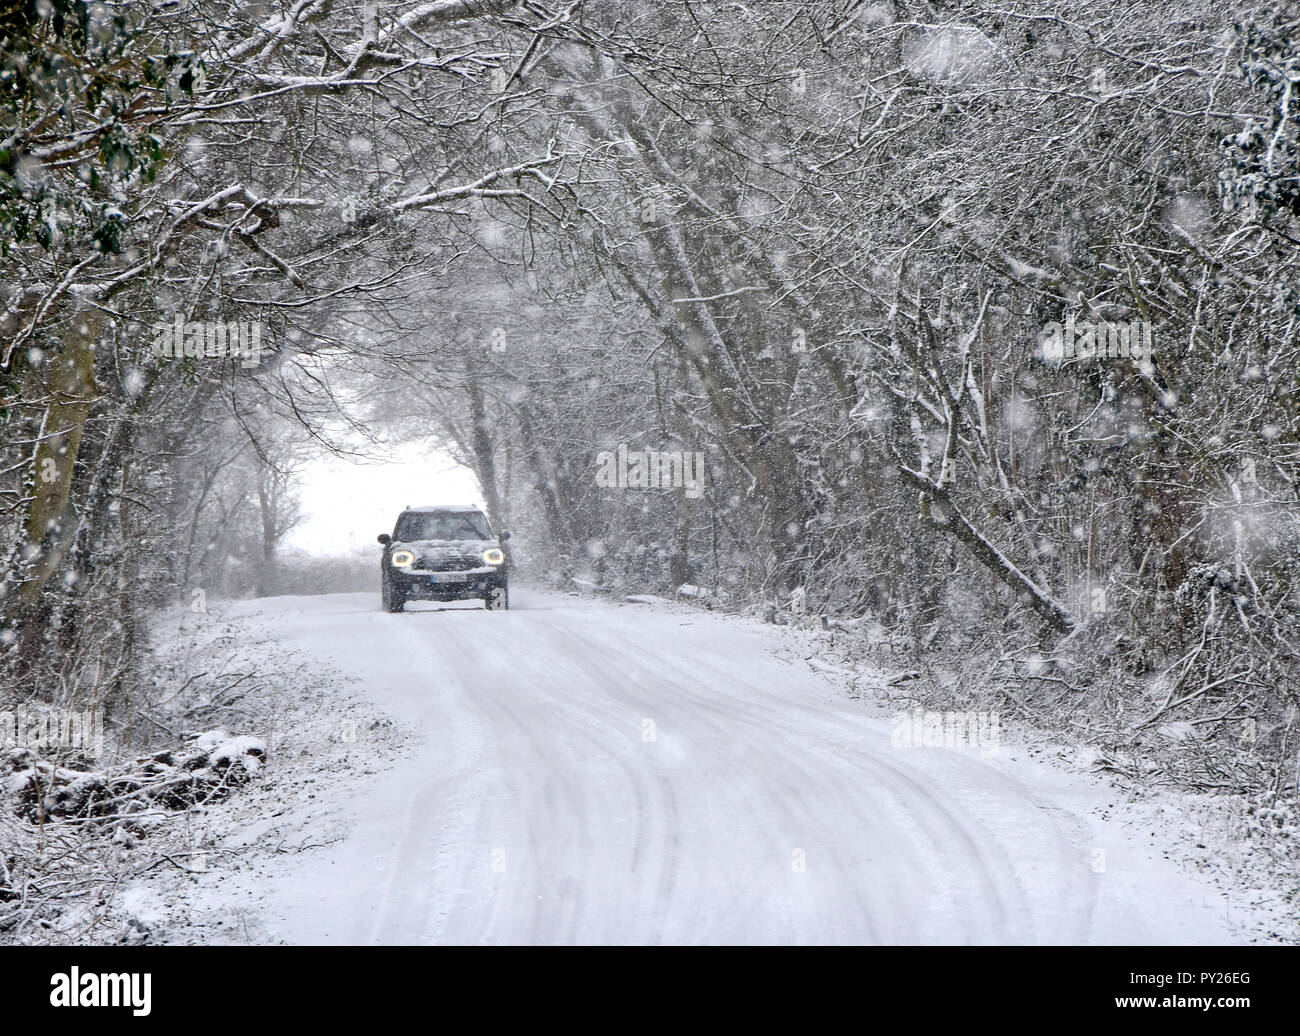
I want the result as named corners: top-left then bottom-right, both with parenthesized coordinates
top-left (413, 555), bottom-right (482, 572)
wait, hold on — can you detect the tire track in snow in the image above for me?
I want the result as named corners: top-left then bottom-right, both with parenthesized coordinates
top-left (205, 591), bottom-right (1242, 945)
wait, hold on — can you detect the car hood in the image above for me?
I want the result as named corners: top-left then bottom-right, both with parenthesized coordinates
top-left (393, 538), bottom-right (498, 557)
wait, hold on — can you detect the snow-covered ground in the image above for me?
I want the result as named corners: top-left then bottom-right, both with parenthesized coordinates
top-left (146, 587), bottom-right (1285, 944)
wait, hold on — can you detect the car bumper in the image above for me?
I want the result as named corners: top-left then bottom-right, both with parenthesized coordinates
top-left (391, 566), bottom-right (507, 600)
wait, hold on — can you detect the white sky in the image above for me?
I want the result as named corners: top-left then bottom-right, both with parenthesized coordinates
top-left (286, 440), bottom-right (485, 556)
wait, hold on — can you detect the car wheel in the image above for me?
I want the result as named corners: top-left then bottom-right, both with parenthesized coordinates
top-left (382, 573), bottom-right (406, 613)
top-left (486, 584), bottom-right (509, 611)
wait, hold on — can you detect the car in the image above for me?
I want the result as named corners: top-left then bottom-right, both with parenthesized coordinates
top-left (377, 504), bottom-right (511, 613)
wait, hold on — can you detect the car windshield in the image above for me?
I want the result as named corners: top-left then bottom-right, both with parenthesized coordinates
top-left (395, 511), bottom-right (492, 541)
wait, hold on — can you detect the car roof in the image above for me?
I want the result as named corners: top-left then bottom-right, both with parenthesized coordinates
top-left (400, 504), bottom-right (486, 514)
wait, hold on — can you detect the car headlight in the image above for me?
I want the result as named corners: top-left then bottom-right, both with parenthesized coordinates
top-left (391, 550), bottom-right (415, 567)
top-left (483, 548), bottom-right (505, 565)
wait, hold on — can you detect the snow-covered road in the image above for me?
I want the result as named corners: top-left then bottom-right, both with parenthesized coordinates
top-left (207, 589), bottom-right (1246, 944)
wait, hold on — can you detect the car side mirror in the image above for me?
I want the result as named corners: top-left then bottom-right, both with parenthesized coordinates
top-left (498, 530), bottom-right (511, 542)
top-left (377, 533), bottom-right (391, 545)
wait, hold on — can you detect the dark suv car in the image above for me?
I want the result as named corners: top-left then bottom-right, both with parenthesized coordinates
top-left (378, 505), bottom-right (511, 613)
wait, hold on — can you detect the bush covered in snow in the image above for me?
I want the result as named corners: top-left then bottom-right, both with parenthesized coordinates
top-left (3, 730), bottom-right (266, 825)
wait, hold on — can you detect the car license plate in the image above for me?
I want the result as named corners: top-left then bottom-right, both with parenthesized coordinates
top-left (431, 573), bottom-right (467, 583)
